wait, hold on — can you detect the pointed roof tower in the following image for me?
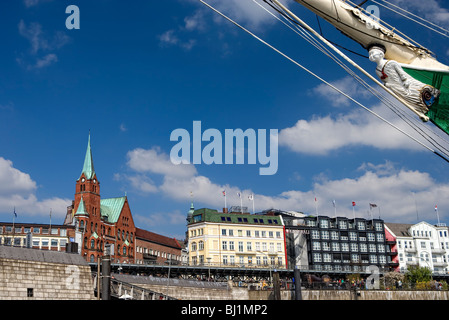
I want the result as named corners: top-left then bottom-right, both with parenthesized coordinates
top-left (187, 201), bottom-right (194, 223)
top-left (75, 196), bottom-right (89, 216)
top-left (80, 132), bottom-right (96, 180)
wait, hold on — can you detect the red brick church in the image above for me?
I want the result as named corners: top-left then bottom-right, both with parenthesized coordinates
top-left (64, 134), bottom-right (182, 264)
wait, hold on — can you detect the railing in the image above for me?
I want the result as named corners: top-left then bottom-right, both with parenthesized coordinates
top-left (93, 272), bottom-right (177, 300)
top-left (110, 278), bottom-right (178, 300)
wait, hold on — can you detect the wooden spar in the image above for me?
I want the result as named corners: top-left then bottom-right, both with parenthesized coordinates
top-left (271, 0), bottom-right (430, 121)
top-left (293, 0), bottom-right (449, 71)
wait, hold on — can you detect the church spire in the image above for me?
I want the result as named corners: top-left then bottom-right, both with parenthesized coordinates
top-left (75, 196), bottom-right (88, 216)
top-left (80, 132), bottom-right (95, 180)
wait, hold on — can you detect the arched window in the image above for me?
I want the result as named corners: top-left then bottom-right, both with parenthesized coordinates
top-left (117, 229), bottom-right (121, 240)
top-left (191, 242), bottom-right (197, 251)
top-left (123, 246), bottom-right (127, 256)
top-left (199, 241), bottom-right (204, 251)
top-left (80, 220), bottom-right (84, 230)
top-left (90, 254), bottom-right (95, 263)
top-left (84, 237), bottom-right (88, 249)
top-left (90, 239), bottom-right (95, 249)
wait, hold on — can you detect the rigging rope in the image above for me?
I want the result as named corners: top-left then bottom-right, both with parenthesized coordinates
top-left (373, 0), bottom-right (449, 40)
top-left (198, 0), bottom-right (449, 163)
top-left (258, 0), bottom-right (449, 157)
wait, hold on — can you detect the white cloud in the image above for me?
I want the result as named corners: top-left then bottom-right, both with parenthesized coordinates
top-left (277, 75), bottom-right (446, 155)
top-left (278, 109), bottom-right (422, 155)
top-left (33, 53), bottom-right (58, 69)
top-left (388, 0), bottom-right (449, 29)
top-left (24, 0), bottom-right (40, 7)
top-left (122, 147), bottom-right (449, 224)
top-left (0, 158), bottom-right (36, 195)
top-left (17, 20), bottom-right (69, 69)
top-left (0, 157), bottom-right (70, 218)
top-left (158, 0), bottom-right (284, 52)
top-left (23, 0), bottom-right (53, 8)
top-left (310, 162), bottom-right (449, 224)
top-left (311, 76), bottom-right (373, 107)
top-left (205, 0), bottom-right (284, 29)
top-left (127, 147), bottom-right (197, 179)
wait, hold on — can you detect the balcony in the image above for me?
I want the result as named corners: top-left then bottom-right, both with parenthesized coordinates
top-left (433, 261), bottom-right (447, 267)
top-left (431, 247), bottom-right (446, 254)
top-left (235, 251), bottom-right (257, 255)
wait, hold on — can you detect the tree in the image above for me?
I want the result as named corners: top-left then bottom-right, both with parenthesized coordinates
top-left (382, 271), bottom-right (405, 290)
top-left (405, 266), bottom-right (432, 285)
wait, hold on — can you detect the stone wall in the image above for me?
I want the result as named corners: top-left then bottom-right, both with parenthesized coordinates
top-left (0, 246), bottom-right (95, 300)
top-left (116, 273), bottom-right (449, 300)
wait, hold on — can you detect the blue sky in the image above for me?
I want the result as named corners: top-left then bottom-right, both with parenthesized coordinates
top-left (2, 0), bottom-right (449, 239)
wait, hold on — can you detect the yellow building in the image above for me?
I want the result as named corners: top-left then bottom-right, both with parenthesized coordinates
top-left (187, 208), bottom-right (286, 269)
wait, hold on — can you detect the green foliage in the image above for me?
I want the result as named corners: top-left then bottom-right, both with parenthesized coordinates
top-left (405, 266), bottom-right (433, 284)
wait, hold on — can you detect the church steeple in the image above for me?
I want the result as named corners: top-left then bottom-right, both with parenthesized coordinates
top-left (75, 196), bottom-right (88, 216)
top-left (80, 132), bottom-right (95, 180)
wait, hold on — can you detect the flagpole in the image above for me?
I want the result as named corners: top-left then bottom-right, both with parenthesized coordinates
top-left (252, 195), bottom-right (255, 214)
top-left (332, 200), bottom-right (336, 218)
top-left (249, 194), bottom-right (255, 214)
top-left (352, 202), bottom-right (356, 219)
top-left (240, 193), bottom-right (243, 214)
top-left (12, 207), bottom-right (16, 244)
top-left (436, 205), bottom-right (441, 225)
top-left (224, 193), bottom-right (227, 210)
top-left (223, 190), bottom-right (227, 211)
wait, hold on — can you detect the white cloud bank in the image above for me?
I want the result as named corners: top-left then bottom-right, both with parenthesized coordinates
top-left (0, 157), bottom-right (71, 218)
top-left (121, 146), bottom-right (449, 225)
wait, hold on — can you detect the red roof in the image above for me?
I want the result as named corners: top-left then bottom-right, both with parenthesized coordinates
top-left (135, 227), bottom-right (181, 249)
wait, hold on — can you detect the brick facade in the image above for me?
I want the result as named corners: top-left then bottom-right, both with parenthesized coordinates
top-left (135, 228), bottom-right (182, 265)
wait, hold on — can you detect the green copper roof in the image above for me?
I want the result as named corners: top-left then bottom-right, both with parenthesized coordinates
top-left (100, 197), bottom-right (126, 223)
top-left (75, 196), bottom-right (88, 216)
top-left (189, 208), bottom-right (282, 226)
top-left (80, 133), bottom-right (96, 180)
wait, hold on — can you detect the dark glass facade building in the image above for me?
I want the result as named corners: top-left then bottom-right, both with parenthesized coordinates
top-left (302, 216), bottom-right (390, 272)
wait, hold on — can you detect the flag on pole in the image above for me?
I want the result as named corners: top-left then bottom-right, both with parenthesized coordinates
top-left (352, 201), bottom-right (356, 207)
top-left (248, 194), bottom-right (255, 214)
top-left (369, 203), bottom-right (377, 209)
top-left (13, 207), bottom-right (17, 218)
top-left (237, 192), bottom-right (243, 213)
top-left (435, 205), bottom-right (438, 211)
top-left (223, 190), bottom-right (227, 210)
top-left (332, 200), bottom-right (336, 207)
